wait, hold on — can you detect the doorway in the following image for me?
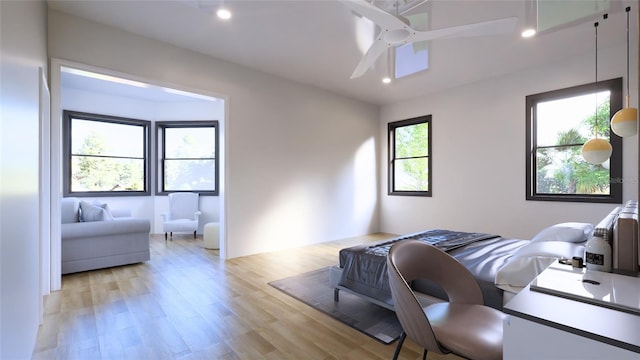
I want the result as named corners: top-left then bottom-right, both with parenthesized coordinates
top-left (48, 59), bottom-right (227, 291)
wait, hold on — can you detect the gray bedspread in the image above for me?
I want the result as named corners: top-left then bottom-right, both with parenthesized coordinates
top-left (337, 229), bottom-right (528, 310)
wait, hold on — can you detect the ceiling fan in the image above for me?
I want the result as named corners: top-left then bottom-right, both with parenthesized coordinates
top-left (342, 0), bottom-right (518, 79)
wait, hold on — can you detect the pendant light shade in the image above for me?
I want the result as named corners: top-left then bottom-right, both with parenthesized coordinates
top-left (582, 138), bottom-right (613, 165)
top-left (610, 7), bottom-right (638, 138)
top-left (582, 20), bottom-right (612, 165)
top-left (611, 106), bottom-right (638, 137)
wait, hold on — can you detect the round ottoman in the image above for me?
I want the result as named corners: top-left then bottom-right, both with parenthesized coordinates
top-left (203, 222), bottom-right (220, 250)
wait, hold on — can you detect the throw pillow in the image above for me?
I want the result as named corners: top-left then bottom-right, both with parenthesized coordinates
top-left (94, 202), bottom-right (114, 221)
top-left (79, 201), bottom-right (110, 222)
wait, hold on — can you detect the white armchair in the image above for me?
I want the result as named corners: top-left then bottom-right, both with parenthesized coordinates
top-left (161, 192), bottom-right (201, 240)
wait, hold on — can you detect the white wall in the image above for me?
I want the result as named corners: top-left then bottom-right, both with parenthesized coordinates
top-left (380, 34), bottom-right (639, 240)
top-left (0, 0), bottom-right (48, 358)
top-left (48, 10), bottom-right (380, 259)
top-left (60, 87), bottom-right (222, 234)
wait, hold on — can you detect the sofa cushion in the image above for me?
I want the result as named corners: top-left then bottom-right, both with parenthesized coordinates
top-left (80, 201), bottom-right (112, 222)
top-left (61, 198), bottom-right (80, 224)
top-left (61, 218), bottom-right (150, 239)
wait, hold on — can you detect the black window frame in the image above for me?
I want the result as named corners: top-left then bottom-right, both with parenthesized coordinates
top-left (526, 77), bottom-right (623, 203)
top-left (388, 115), bottom-right (432, 196)
top-left (156, 121), bottom-right (219, 196)
top-left (62, 110), bottom-right (151, 197)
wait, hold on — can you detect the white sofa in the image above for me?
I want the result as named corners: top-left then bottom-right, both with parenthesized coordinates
top-left (61, 197), bottom-right (151, 274)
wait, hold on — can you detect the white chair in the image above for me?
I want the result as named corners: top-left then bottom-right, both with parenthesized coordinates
top-left (162, 192), bottom-right (201, 240)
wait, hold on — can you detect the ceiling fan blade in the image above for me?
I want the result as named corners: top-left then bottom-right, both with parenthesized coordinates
top-left (410, 17), bottom-right (518, 42)
top-left (342, 0), bottom-right (408, 30)
top-left (351, 38), bottom-right (390, 79)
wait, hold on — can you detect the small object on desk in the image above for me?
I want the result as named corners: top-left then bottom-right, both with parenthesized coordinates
top-left (558, 257), bottom-right (584, 268)
top-left (572, 256), bottom-right (584, 268)
top-left (585, 234), bottom-right (612, 272)
top-left (582, 279), bottom-right (600, 285)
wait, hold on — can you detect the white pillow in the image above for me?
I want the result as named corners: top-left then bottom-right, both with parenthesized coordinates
top-left (79, 201), bottom-right (113, 222)
top-left (530, 222), bottom-right (593, 243)
top-left (95, 202), bottom-right (114, 221)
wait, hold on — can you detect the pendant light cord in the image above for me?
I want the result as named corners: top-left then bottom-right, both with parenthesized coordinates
top-left (594, 21), bottom-right (599, 138)
top-left (626, 7), bottom-right (631, 103)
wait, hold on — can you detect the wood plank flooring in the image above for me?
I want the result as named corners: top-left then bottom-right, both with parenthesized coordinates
top-left (33, 233), bottom-right (461, 360)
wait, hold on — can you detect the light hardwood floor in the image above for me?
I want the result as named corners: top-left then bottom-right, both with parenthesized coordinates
top-left (33, 233), bottom-right (459, 360)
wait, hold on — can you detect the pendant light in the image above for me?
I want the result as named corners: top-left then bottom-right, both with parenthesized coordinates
top-left (216, 0), bottom-right (232, 20)
top-left (582, 20), bottom-right (613, 165)
top-left (382, 47), bottom-right (393, 84)
top-left (521, 0), bottom-right (537, 38)
top-left (382, 1), bottom-right (398, 84)
top-left (216, 8), bottom-right (231, 20)
top-left (610, 6), bottom-right (638, 137)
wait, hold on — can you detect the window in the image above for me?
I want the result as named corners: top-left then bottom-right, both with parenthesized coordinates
top-left (394, 8), bottom-right (430, 79)
top-left (63, 110), bottom-right (150, 197)
top-left (526, 78), bottom-right (622, 203)
top-left (388, 115), bottom-right (432, 196)
top-left (395, 42), bottom-right (429, 79)
top-left (156, 121), bottom-right (219, 195)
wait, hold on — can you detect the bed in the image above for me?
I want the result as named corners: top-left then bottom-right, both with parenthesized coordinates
top-left (331, 229), bottom-right (528, 310)
top-left (328, 211), bottom-right (619, 311)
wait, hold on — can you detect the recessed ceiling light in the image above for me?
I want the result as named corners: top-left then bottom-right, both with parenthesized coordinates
top-left (521, 28), bottom-right (536, 38)
top-left (217, 8), bottom-right (231, 20)
top-left (382, 77), bottom-right (392, 84)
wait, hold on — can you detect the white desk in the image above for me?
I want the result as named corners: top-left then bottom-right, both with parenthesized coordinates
top-left (503, 262), bottom-right (640, 359)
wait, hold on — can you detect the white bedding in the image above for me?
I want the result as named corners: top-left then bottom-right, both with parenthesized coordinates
top-left (495, 241), bottom-right (586, 291)
top-left (494, 222), bottom-right (593, 294)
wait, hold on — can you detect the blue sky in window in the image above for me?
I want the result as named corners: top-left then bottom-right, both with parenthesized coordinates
top-left (395, 11), bottom-right (430, 79)
top-left (395, 42), bottom-right (429, 78)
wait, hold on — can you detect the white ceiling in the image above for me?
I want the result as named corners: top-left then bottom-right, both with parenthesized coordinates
top-left (48, 0), bottom-right (634, 105)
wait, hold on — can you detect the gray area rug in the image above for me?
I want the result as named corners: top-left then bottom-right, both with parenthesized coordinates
top-left (268, 267), bottom-right (403, 344)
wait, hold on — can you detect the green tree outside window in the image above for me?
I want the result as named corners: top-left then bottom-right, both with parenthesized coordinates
top-left (389, 115), bottom-right (431, 196)
top-left (526, 78), bottom-right (622, 203)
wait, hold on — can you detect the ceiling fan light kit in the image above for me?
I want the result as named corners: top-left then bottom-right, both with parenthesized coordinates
top-left (342, 0), bottom-right (517, 79)
top-left (216, 7), bottom-right (231, 20)
top-left (521, 0), bottom-right (537, 38)
top-left (521, 28), bottom-right (536, 38)
top-left (610, 6), bottom-right (637, 138)
top-left (384, 28), bottom-right (413, 44)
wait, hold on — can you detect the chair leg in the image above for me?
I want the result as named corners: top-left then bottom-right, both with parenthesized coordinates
top-left (170, 232), bottom-right (173, 240)
top-left (334, 288), bottom-right (340, 302)
top-left (392, 332), bottom-right (406, 360)
top-left (193, 230), bottom-right (196, 239)
top-left (422, 349), bottom-right (427, 360)
top-left (165, 232), bottom-right (167, 241)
